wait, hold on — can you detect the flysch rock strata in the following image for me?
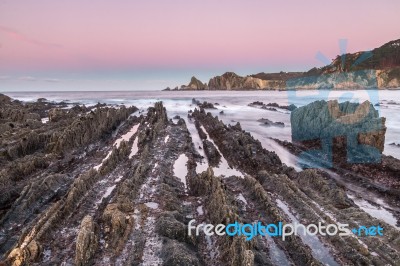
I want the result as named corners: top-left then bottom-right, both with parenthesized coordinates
top-left (0, 94), bottom-right (399, 265)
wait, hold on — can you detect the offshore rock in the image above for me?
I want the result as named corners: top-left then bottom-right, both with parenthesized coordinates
top-left (257, 118), bottom-right (285, 127)
top-left (291, 100), bottom-right (386, 166)
top-left (182, 76), bottom-right (207, 90)
top-left (249, 101), bottom-right (297, 111)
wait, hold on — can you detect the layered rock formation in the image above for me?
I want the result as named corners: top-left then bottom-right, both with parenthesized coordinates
top-left (1, 95), bottom-right (399, 265)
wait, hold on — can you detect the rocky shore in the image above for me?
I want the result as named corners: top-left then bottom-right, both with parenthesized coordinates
top-left (0, 94), bottom-right (399, 265)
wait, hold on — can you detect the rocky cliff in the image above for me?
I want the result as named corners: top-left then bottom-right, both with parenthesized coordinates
top-left (173, 38), bottom-right (400, 90)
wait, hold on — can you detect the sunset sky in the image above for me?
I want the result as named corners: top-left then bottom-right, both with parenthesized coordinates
top-left (1, 0), bottom-right (399, 91)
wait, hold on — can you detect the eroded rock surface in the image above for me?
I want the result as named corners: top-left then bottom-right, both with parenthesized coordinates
top-left (0, 95), bottom-right (399, 266)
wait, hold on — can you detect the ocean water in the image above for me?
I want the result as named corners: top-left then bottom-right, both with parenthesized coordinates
top-left (4, 90), bottom-right (400, 160)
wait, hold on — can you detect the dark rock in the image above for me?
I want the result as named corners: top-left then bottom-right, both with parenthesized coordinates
top-left (161, 240), bottom-right (201, 266)
top-left (194, 120), bottom-right (207, 140)
top-left (198, 101), bottom-right (216, 109)
top-left (37, 98), bottom-right (47, 103)
top-left (192, 109), bottom-right (282, 175)
top-left (155, 213), bottom-right (194, 245)
top-left (249, 101), bottom-right (264, 106)
top-left (249, 101), bottom-right (297, 111)
top-left (257, 118), bottom-right (285, 127)
top-left (266, 103), bottom-right (279, 108)
top-left (286, 104), bottom-right (298, 111)
top-left (202, 139), bottom-right (221, 167)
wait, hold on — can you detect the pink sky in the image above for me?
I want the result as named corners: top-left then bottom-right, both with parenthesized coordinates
top-left (0, 0), bottom-right (399, 91)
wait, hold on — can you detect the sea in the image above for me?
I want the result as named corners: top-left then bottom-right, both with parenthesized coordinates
top-left (3, 90), bottom-right (400, 164)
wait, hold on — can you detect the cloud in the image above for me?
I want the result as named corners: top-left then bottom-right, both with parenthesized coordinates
top-left (0, 25), bottom-right (63, 49)
top-left (0, 75), bottom-right (10, 80)
top-left (43, 78), bottom-right (60, 83)
top-left (18, 76), bottom-right (37, 81)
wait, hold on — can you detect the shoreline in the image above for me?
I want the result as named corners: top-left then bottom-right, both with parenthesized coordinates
top-left (1, 87), bottom-right (400, 94)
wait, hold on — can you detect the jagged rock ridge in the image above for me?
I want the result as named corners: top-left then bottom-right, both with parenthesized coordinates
top-left (0, 95), bottom-right (399, 265)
